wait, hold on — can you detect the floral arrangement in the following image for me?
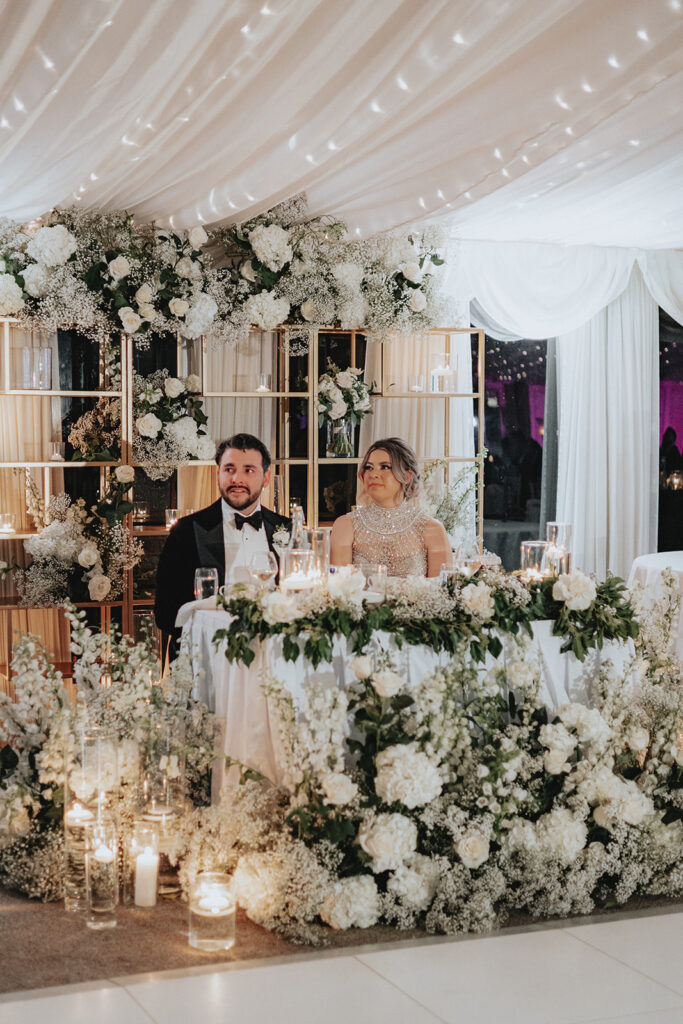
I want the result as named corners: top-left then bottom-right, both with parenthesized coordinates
top-left (317, 363), bottom-right (373, 427)
top-left (0, 605), bottom-right (217, 900)
top-left (16, 467), bottom-right (142, 606)
top-left (175, 573), bottom-right (682, 943)
top-left (214, 566), bottom-right (638, 669)
top-left (420, 457), bottom-right (481, 553)
top-left (0, 196), bottom-right (450, 344)
top-left (67, 398), bottom-right (121, 462)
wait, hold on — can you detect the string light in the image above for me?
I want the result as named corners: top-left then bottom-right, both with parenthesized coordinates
top-left (370, 99), bottom-right (383, 113)
top-left (555, 94), bottom-right (570, 110)
top-left (89, 172), bottom-right (98, 181)
top-left (522, 155), bottom-right (530, 164)
top-left (608, 55), bottom-right (620, 68)
top-left (493, 147), bottom-right (502, 160)
top-left (396, 75), bottom-right (409, 90)
top-left (418, 196), bottom-right (426, 208)
top-left (629, 139), bottom-right (640, 146)
top-left (637, 28), bottom-right (649, 41)
top-left (327, 140), bottom-right (338, 150)
top-left (452, 32), bottom-right (466, 45)
top-left (13, 96), bottom-right (26, 113)
top-left (581, 81), bottom-right (593, 93)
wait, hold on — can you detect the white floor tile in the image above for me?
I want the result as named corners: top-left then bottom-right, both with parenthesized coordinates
top-left (357, 928), bottom-right (683, 1024)
top-left (122, 955), bottom-right (444, 1024)
top-left (0, 985), bottom-right (152, 1024)
top-left (565, 912), bottom-right (683, 996)
top-left (580, 1010), bottom-right (683, 1024)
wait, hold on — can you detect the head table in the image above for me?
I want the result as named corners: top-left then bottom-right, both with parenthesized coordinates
top-left (179, 600), bottom-right (636, 802)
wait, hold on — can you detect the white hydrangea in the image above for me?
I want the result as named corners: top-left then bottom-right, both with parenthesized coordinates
top-left (552, 569), bottom-right (597, 611)
top-left (185, 374), bottom-right (202, 393)
top-left (21, 263), bottom-right (49, 298)
top-left (194, 434), bottom-right (216, 460)
top-left (387, 854), bottom-right (440, 910)
top-left (0, 273), bottom-right (24, 314)
top-left (249, 224), bottom-right (292, 271)
top-left (374, 743), bottom-right (442, 808)
top-left (165, 416), bottom-right (198, 450)
top-left (358, 812), bottom-right (417, 872)
top-left (244, 289), bottom-right (290, 330)
top-left (557, 704), bottom-right (611, 751)
top-left (506, 660), bottom-right (537, 691)
top-left (26, 224), bottom-right (77, 266)
top-left (183, 292), bottom-right (218, 338)
top-left (332, 262), bottom-right (364, 292)
top-left (536, 807), bottom-right (587, 863)
top-left (460, 581), bottom-right (495, 620)
top-left (319, 875), bottom-right (379, 930)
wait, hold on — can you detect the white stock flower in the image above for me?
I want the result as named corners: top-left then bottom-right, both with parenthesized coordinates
top-left (77, 543), bottom-right (99, 568)
top-left (184, 292), bottom-right (218, 338)
top-left (108, 255), bottom-right (130, 280)
top-left (135, 283), bottom-right (154, 305)
top-left (136, 412), bottom-right (162, 438)
top-left (185, 374), bottom-right (202, 393)
top-left (26, 224), bottom-right (77, 266)
top-left (320, 875), bottom-right (379, 930)
top-left (115, 465), bottom-right (135, 484)
top-left (249, 223), bottom-right (292, 271)
top-left (188, 225), bottom-right (208, 248)
top-left (22, 263), bottom-right (49, 298)
top-left (169, 297), bottom-right (189, 318)
top-left (88, 574), bottom-right (111, 601)
top-left (0, 274), bottom-right (24, 314)
top-left (358, 813), bottom-right (417, 872)
top-left (349, 655), bottom-right (373, 680)
top-left (118, 306), bottom-right (142, 334)
top-left (374, 744), bottom-right (442, 808)
top-left (261, 590), bottom-right (298, 625)
top-left (407, 289), bottom-right (427, 313)
top-left (460, 581), bottom-right (495, 620)
top-left (320, 772), bottom-right (358, 806)
top-left (371, 669), bottom-right (403, 698)
top-left (327, 566), bottom-right (365, 602)
top-left (552, 569), bottom-right (597, 612)
top-left (164, 376), bottom-right (185, 399)
top-left (506, 661), bottom-right (536, 690)
top-left (456, 831), bottom-right (490, 869)
top-left (244, 290), bottom-right (290, 330)
top-left (300, 299), bottom-right (314, 320)
top-left (400, 262), bottom-right (423, 283)
top-left (240, 260), bottom-right (257, 281)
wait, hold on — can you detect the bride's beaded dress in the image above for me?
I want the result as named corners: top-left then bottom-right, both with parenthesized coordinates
top-left (350, 502), bottom-right (429, 577)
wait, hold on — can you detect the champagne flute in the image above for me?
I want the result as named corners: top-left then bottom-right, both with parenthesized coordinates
top-left (194, 568), bottom-right (219, 601)
top-left (248, 551), bottom-right (278, 590)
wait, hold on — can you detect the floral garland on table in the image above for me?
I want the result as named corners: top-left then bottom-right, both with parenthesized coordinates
top-left (214, 566), bottom-right (639, 670)
top-left (16, 467), bottom-right (142, 606)
top-left (0, 605), bottom-right (217, 900)
top-left (0, 196), bottom-right (450, 344)
top-left (176, 572), bottom-right (682, 943)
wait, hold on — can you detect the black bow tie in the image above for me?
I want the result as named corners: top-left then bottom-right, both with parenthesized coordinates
top-left (234, 510), bottom-right (263, 531)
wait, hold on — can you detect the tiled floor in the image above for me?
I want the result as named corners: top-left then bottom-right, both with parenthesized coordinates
top-left (1, 907), bottom-right (681, 1024)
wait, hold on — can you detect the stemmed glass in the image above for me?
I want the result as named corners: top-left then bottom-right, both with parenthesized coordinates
top-left (248, 551), bottom-right (278, 591)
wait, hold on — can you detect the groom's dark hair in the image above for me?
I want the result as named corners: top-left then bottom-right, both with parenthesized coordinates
top-left (215, 433), bottom-right (271, 471)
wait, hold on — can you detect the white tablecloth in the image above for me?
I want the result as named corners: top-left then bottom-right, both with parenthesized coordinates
top-left (182, 606), bottom-right (636, 798)
top-left (628, 551), bottom-right (683, 660)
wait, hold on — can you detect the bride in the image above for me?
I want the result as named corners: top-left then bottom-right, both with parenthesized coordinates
top-left (330, 437), bottom-right (451, 578)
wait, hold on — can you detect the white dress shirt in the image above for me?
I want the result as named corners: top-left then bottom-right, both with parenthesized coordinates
top-left (221, 499), bottom-right (270, 584)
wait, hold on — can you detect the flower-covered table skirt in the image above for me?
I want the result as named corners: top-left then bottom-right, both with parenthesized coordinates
top-left (184, 609), bottom-right (635, 800)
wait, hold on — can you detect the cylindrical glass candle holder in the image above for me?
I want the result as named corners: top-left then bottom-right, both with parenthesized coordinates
top-left (280, 549), bottom-right (316, 591)
top-left (545, 522), bottom-right (572, 575)
top-left (520, 541), bottom-right (548, 582)
top-left (86, 820), bottom-right (118, 929)
top-left (429, 353), bottom-right (458, 393)
top-left (188, 872), bottom-right (236, 951)
top-left (139, 716), bottom-right (186, 823)
top-left (133, 501), bottom-right (150, 525)
top-left (0, 513), bottom-right (16, 533)
top-left (123, 822), bottom-right (160, 907)
top-left (22, 347), bottom-right (52, 390)
top-left (305, 528), bottom-right (330, 579)
top-left (360, 563), bottom-right (388, 596)
top-left (165, 508), bottom-right (179, 529)
top-left (49, 441), bottom-right (66, 462)
top-left (407, 373), bottom-right (425, 393)
top-left (255, 372), bottom-right (272, 392)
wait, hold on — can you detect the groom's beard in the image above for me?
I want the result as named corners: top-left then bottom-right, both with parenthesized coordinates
top-left (221, 483), bottom-right (262, 511)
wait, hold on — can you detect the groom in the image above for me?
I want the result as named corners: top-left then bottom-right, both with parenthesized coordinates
top-left (154, 432), bottom-right (291, 654)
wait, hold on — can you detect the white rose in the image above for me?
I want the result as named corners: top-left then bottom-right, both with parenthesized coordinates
top-left (400, 262), bottom-right (423, 284)
top-left (336, 370), bottom-right (355, 389)
top-left (544, 749), bottom-right (570, 775)
top-left (108, 255), bottom-right (130, 280)
top-left (407, 289), bottom-right (427, 313)
top-left (26, 224), bottom-right (77, 266)
top-left (300, 299), bottom-right (314, 320)
top-left (22, 263), bottom-right (49, 298)
top-left (371, 669), bottom-right (403, 698)
top-left (358, 813), bottom-right (417, 872)
top-left (320, 772), bottom-right (358, 806)
top-left (625, 726), bottom-right (650, 752)
top-left (88, 574), bottom-right (111, 601)
top-left (169, 297), bottom-right (189, 318)
top-left (240, 260), bottom-right (257, 282)
top-left (188, 225), bottom-right (208, 248)
top-left (164, 376), bottom-right (185, 398)
top-left (320, 876), bottom-right (379, 930)
top-left (552, 570), bottom-right (597, 612)
top-left (185, 374), bottom-right (202, 393)
top-left (135, 283), bottom-right (154, 304)
top-left (136, 412), bottom-right (162, 438)
top-left (174, 256), bottom-right (195, 279)
top-left (456, 831), bottom-right (490, 869)
top-left (118, 306), bottom-right (142, 334)
top-left (460, 581), bottom-right (495, 620)
top-left (115, 465), bottom-right (135, 484)
top-left (261, 590), bottom-right (298, 625)
top-left (138, 302), bottom-right (156, 320)
top-left (77, 543), bottom-right (99, 568)
top-left (328, 399), bottom-right (347, 421)
top-left (349, 655), bottom-right (373, 680)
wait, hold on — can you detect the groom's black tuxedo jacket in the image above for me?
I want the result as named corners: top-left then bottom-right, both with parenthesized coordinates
top-left (154, 499), bottom-right (291, 641)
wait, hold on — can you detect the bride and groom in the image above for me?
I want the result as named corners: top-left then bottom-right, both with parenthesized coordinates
top-left (154, 431), bottom-right (451, 645)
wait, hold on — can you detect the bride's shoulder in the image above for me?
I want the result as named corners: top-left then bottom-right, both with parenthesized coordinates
top-left (330, 512), bottom-right (354, 539)
top-left (422, 515), bottom-right (449, 539)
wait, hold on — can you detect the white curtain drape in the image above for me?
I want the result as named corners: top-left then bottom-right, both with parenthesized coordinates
top-left (555, 268), bottom-right (658, 579)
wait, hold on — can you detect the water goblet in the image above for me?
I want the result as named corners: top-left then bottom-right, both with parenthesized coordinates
top-left (194, 567), bottom-right (219, 601)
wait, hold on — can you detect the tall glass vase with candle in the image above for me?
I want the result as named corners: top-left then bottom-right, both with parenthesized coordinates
top-left (545, 522), bottom-right (572, 574)
top-left (123, 822), bottom-right (159, 907)
top-left (139, 714), bottom-right (186, 824)
top-left (86, 819), bottom-right (118, 929)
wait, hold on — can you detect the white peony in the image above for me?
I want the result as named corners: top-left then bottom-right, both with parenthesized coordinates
top-left (374, 744), bottom-right (442, 808)
top-left (455, 831), bottom-right (490, 869)
top-left (249, 223), bottom-right (292, 271)
top-left (552, 569), bottom-right (597, 611)
top-left (108, 255), bottom-right (130, 280)
top-left (21, 263), bottom-right (49, 298)
top-left (244, 289), bottom-right (290, 331)
top-left (164, 376), bottom-right (185, 399)
top-left (240, 260), bottom-right (257, 282)
top-left (536, 807), bottom-right (587, 863)
top-left (0, 274), bottom-right (25, 314)
top-left (327, 566), bottom-right (365, 602)
top-left (558, 704), bottom-right (611, 750)
top-left (118, 307), bottom-right (142, 334)
top-left (300, 299), bottom-right (314, 320)
top-left (349, 655), bottom-right (373, 680)
top-left (115, 465), bottom-right (135, 484)
top-left (320, 772), bottom-right (358, 806)
top-left (77, 543), bottom-right (99, 568)
top-left (185, 373), bottom-right (202, 393)
top-left (400, 262), bottom-right (423, 283)
top-left (88, 574), bottom-right (111, 602)
top-left (261, 590), bottom-right (298, 625)
top-left (539, 722), bottom-right (577, 760)
top-left (319, 875), bottom-right (379, 930)
top-left (188, 225), bottom-right (208, 248)
top-left (26, 224), bottom-right (77, 266)
top-left (135, 283), bottom-right (154, 305)
top-left (460, 581), bottom-right (495, 620)
top-left (371, 669), bottom-right (403, 698)
top-left (184, 292), bottom-right (218, 338)
top-left (408, 289), bottom-right (427, 313)
top-left (169, 298), bottom-right (189, 318)
top-left (358, 813), bottom-right (417, 872)
top-left (136, 412), bottom-right (162, 438)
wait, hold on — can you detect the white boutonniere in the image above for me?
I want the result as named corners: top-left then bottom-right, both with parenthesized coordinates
top-left (273, 527), bottom-right (290, 549)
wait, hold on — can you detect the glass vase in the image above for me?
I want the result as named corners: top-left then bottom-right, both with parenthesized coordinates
top-left (139, 715), bottom-right (186, 824)
top-left (326, 417), bottom-right (354, 457)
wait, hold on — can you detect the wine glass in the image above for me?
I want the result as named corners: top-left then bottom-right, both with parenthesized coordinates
top-left (194, 567), bottom-right (219, 601)
top-left (248, 551), bottom-right (278, 590)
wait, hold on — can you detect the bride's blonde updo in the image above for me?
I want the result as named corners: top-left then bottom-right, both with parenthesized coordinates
top-left (359, 437), bottom-right (421, 499)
